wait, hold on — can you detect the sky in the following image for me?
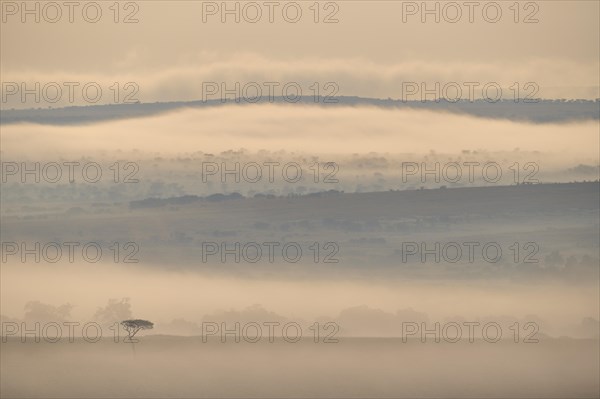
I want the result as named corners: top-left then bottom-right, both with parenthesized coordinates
top-left (1, 0), bottom-right (599, 109)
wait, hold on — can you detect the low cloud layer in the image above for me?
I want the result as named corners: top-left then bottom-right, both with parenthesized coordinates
top-left (2, 105), bottom-right (598, 162)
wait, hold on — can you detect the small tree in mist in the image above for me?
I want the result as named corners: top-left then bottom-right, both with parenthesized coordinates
top-left (121, 319), bottom-right (154, 343)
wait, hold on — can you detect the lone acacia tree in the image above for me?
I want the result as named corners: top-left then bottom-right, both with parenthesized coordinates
top-left (121, 319), bottom-right (154, 342)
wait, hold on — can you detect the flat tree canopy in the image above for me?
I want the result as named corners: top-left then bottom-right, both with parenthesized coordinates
top-left (121, 319), bottom-right (154, 339)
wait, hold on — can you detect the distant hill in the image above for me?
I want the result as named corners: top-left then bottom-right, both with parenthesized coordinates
top-left (1, 97), bottom-right (598, 125)
top-left (127, 182), bottom-right (599, 218)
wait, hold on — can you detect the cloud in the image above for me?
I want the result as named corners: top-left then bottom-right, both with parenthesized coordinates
top-left (2, 55), bottom-right (598, 109)
top-left (2, 106), bottom-right (598, 163)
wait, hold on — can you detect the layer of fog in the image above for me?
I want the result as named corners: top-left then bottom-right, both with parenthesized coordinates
top-left (2, 105), bottom-right (598, 160)
top-left (1, 261), bottom-right (598, 338)
top-left (2, 337), bottom-right (598, 398)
